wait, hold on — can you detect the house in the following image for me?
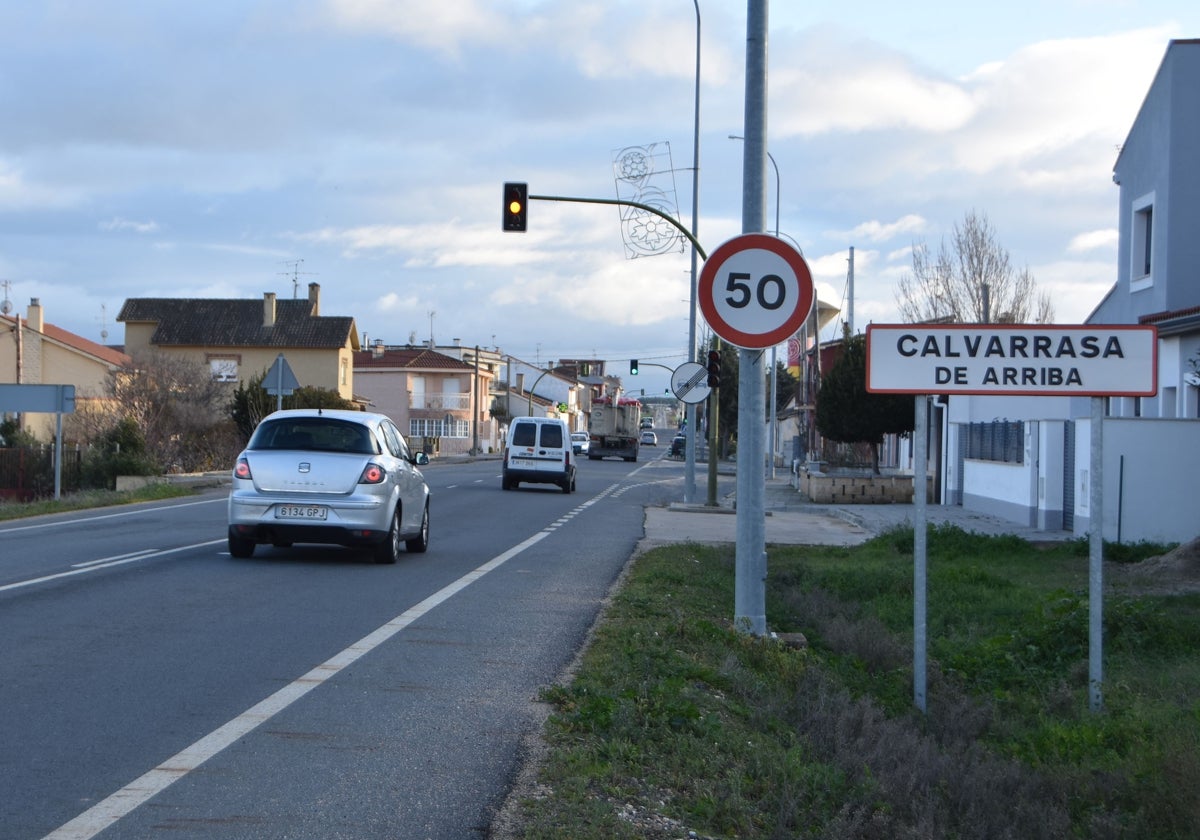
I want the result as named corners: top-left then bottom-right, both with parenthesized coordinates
top-left (354, 342), bottom-right (498, 456)
top-left (1, 297), bottom-right (131, 441)
top-left (117, 283), bottom-right (358, 401)
top-left (939, 39), bottom-right (1200, 544)
top-left (496, 357), bottom-right (585, 432)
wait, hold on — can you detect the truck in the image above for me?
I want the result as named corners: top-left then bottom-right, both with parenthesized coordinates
top-left (588, 396), bottom-right (641, 461)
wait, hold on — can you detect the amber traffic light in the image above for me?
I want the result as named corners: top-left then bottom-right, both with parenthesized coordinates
top-left (503, 182), bottom-right (528, 231)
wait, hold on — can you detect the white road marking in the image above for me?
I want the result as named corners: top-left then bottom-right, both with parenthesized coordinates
top-left (0, 541), bottom-right (225, 594)
top-left (0, 497), bottom-right (224, 534)
top-left (43, 526), bottom-right (565, 839)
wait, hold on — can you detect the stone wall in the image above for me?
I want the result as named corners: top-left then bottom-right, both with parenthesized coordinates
top-left (801, 471), bottom-right (933, 504)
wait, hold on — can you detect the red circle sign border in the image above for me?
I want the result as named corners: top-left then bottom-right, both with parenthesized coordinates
top-left (698, 233), bottom-right (815, 349)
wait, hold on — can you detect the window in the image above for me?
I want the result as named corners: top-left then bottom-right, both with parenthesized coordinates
top-left (209, 356), bottom-right (239, 382)
top-left (409, 418), bottom-right (470, 439)
top-left (539, 423), bottom-right (563, 448)
top-left (964, 421), bottom-right (1024, 464)
top-left (1131, 192), bottom-right (1154, 288)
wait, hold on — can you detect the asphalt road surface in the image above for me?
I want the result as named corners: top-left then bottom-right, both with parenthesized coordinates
top-left (0, 447), bottom-right (701, 839)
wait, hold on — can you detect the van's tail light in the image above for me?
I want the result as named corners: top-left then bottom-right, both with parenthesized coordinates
top-left (234, 457), bottom-right (252, 480)
top-left (359, 463), bottom-right (387, 484)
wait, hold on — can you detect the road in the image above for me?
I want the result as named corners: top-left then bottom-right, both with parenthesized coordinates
top-left (0, 442), bottom-right (706, 839)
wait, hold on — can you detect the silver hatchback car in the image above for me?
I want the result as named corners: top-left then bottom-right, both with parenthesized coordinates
top-left (227, 409), bottom-right (430, 563)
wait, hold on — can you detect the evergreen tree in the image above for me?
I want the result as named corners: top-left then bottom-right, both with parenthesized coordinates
top-left (815, 328), bottom-right (913, 473)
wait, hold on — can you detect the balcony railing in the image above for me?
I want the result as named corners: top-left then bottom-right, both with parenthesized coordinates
top-left (409, 392), bottom-right (471, 411)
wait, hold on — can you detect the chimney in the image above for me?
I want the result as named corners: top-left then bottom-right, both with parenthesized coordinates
top-left (372, 339), bottom-right (385, 359)
top-left (308, 282), bottom-right (320, 315)
top-left (263, 292), bottom-right (276, 328)
top-left (27, 298), bottom-right (43, 333)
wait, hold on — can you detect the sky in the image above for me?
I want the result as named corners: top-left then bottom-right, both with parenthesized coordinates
top-left (1, 0), bottom-right (1198, 398)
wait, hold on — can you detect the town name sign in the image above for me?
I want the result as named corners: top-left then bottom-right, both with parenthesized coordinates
top-left (865, 324), bottom-right (1158, 397)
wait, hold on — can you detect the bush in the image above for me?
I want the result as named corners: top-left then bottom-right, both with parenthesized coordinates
top-left (80, 418), bottom-right (161, 490)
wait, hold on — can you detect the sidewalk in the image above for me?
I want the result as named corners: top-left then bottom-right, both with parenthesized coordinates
top-left (641, 475), bottom-right (1073, 551)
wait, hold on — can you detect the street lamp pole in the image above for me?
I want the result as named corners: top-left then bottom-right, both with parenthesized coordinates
top-left (730, 134), bottom-right (781, 479)
top-left (684, 0), bottom-right (701, 503)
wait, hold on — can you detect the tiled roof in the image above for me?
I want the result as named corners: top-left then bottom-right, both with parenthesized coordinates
top-left (354, 347), bottom-right (474, 371)
top-left (116, 298), bottom-right (355, 349)
top-left (1139, 305), bottom-right (1200, 325)
top-left (2, 314), bottom-right (130, 367)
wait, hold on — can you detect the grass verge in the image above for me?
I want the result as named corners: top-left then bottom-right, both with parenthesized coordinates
top-left (509, 525), bottom-right (1199, 839)
top-left (0, 482), bottom-right (198, 522)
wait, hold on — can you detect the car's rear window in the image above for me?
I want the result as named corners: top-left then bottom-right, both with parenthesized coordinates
top-left (511, 422), bottom-right (537, 447)
top-left (252, 419), bottom-right (378, 454)
top-left (539, 423), bottom-right (563, 448)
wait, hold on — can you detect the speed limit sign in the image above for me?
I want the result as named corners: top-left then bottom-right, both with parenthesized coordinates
top-left (698, 233), bottom-right (815, 349)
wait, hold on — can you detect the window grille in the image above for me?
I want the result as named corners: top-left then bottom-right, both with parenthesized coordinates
top-left (964, 421), bottom-right (1023, 464)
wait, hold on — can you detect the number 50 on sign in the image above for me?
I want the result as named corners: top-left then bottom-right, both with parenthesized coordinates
top-left (698, 233), bottom-right (815, 349)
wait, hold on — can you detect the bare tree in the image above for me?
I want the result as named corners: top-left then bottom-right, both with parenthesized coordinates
top-left (896, 210), bottom-right (1054, 324)
top-left (107, 349), bottom-right (238, 472)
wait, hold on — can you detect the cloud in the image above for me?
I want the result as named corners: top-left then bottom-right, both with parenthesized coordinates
top-left (1067, 229), bottom-right (1119, 253)
top-left (831, 215), bottom-right (928, 243)
top-left (323, 0), bottom-right (515, 54)
top-left (99, 217), bottom-right (160, 234)
top-left (770, 27), bottom-right (977, 136)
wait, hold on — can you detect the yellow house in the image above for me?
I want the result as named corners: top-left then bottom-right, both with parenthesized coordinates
top-left (117, 283), bottom-right (360, 401)
top-left (1, 298), bottom-right (131, 441)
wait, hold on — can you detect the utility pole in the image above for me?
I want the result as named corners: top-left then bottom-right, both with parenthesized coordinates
top-left (735, 0), bottom-right (770, 636)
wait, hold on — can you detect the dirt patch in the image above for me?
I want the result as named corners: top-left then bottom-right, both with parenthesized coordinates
top-left (1110, 537), bottom-right (1200, 596)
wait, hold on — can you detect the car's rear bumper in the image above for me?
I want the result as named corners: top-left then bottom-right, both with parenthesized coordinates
top-left (503, 466), bottom-right (574, 486)
top-left (228, 489), bottom-right (391, 545)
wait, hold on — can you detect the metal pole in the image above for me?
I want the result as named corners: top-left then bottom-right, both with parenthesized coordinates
top-left (734, 0), bottom-right (769, 636)
top-left (685, 0), bottom-right (701, 504)
top-left (847, 246), bottom-right (855, 334)
top-left (276, 353), bottom-right (284, 412)
top-left (1089, 396), bottom-right (1104, 712)
top-left (473, 345), bottom-right (480, 455)
top-left (913, 395), bottom-right (928, 713)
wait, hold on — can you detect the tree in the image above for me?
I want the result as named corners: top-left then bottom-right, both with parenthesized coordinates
top-left (229, 370), bottom-right (357, 442)
top-left (815, 327), bottom-right (913, 474)
top-left (104, 350), bottom-right (237, 473)
top-left (896, 210), bottom-right (1054, 324)
top-left (771, 358), bottom-right (798, 415)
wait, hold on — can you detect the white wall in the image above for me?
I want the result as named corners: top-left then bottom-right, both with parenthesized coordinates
top-left (1074, 417), bottom-right (1200, 544)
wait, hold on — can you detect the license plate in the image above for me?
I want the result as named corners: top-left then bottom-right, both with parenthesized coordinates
top-left (275, 504), bottom-right (328, 520)
top-left (509, 458), bottom-right (536, 468)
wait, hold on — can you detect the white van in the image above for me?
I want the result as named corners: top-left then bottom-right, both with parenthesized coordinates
top-left (502, 417), bottom-right (576, 493)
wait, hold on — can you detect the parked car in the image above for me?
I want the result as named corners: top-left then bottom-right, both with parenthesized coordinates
top-left (640, 430), bottom-right (657, 446)
top-left (570, 431), bottom-right (590, 454)
top-left (503, 417), bottom-right (576, 493)
top-left (669, 434), bottom-right (686, 458)
top-left (227, 409), bottom-right (430, 563)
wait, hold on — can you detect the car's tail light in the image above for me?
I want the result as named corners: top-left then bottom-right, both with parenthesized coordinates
top-left (359, 463), bottom-right (387, 484)
top-left (234, 457), bottom-right (252, 480)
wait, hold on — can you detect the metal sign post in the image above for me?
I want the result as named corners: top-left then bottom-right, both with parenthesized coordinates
top-left (0, 383), bottom-right (76, 499)
top-left (866, 323), bottom-right (1157, 715)
top-left (698, 232), bottom-right (815, 635)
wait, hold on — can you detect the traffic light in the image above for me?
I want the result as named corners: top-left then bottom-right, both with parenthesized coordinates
top-left (630, 359), bottom-right (639, 375)
top-left (706, 349), bottom-right (721, 387)
top-left (502, 182), bottom-right (527, 231)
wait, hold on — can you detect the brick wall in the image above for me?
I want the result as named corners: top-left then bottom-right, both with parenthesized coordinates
top-left (801, 472), bottom-right (934, 504)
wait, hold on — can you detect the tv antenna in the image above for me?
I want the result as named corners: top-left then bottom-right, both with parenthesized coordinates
top-left (1, 279), bottom-right (12, 316)
top-left (279, 259), bottom-right (316, 298)
top-left (98, 303), bottom-right (109, 341)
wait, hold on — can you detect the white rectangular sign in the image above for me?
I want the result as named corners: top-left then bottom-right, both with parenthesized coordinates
top-left (866, 324), bottom-right (1157, 396)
